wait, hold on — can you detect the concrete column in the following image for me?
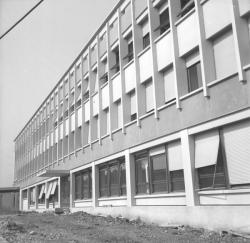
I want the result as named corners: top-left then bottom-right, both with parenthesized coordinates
top-left (58, 177), bottom-right (61, 208)
top-left (230, 0), bottom-right (250, 82)
top-left (70, 173), bottom-right (75, 209)
top-left (92, 163), bottom-right (99, 207)
top-left (35, 186), bottom-right (38, 210)
top-left (180, 130), bottom-right (199, 206)
top-left (19, 189), bottom-right (23, 211)
top-left (45, 182), bottom-right (49, 209)
top-left (125, 149), bottom-right (135, 207)
top-left (27, 188), bottom-right (31, 210)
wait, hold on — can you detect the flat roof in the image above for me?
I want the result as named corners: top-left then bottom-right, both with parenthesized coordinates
top-left (0, 187), bottom-right (20, 192)
top-left (14, 0), bottom-right (124, 142)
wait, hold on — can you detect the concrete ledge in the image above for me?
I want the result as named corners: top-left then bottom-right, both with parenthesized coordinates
top-left (71, 205), bottom-right (250, 233)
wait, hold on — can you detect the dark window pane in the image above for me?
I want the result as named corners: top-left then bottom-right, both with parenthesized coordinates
top-left (143, 33), bottom-right (150, 49)
top-left (187, 62), bottom-right (202, 92)
top-left (128, 41), bottom-right (134, 62)
top-left (159, 9), bottom-right (170, 35)
top-left (131, 113), bottom-right (137, 121)
top-left (120, 162), bottom-right (127, 195)
top-left (75, 173), bottom-right (82, 200)
top-left (82, 172), bottom-right (89, 199)
top-left (170, 170), bottom-right (185, 192)
top-left (151, 154), bottom-right (167, 193)
top-left (99, 167), bottom-right (108, 197)
top-left (136, 157), bottom-right (149, 194)
top-left (110, 164), bottom-right (119, 196)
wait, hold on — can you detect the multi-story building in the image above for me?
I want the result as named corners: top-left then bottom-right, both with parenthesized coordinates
top-left (14, 0), bottom-right (250, 231)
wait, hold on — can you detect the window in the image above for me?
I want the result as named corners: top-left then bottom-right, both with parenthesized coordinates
top-left (186, 52), bottom-right (202, 93)
top-left (135, 142), bottom-right (185, 195)
top-left (29, 187), bottom-right (35, 205)
top-left (178, 0), bottom-right (195, 17)
top-left (110, 48), bottom-right (120, 73)
top-left (143, 33), bottom-right (150, 49)
top-left (155, 8), bottom-right (170, 35)
top-left (123, 37), bottom-right (134, 63)
top-left (74, 168), bottom-right (92, 200)
top-left (38, 184), bottom-right (45, 204)
top-left (195, 129), bottom-right (227, 190)
top-left (141, 19), bottom-right (150, 49)
top-left (130, 90), bottom-right (137, 121)
top-left (145, 80), bottom-right (154, 113)
top-left (163, 68), bottom-right (176, 103)
top-left (99, 158), bottom-right (126, 198)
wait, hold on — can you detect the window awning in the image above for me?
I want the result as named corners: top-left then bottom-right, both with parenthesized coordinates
top-left (149, 145), bottom-right (165, 157)
top-left (37, 169), bottom-right (70, 178)
top-left (38, 185), bottom-right (45, 199)
top-left (195, 129), bottom-right (220, 169)
top-left (168, 141), bottom-right (183, 171)
top-left (223, 120), bottom-right (250, 185)
top-left (45, 182), bottom-right (53, 199)
top-left (50, 181), bottom-right (58, 195)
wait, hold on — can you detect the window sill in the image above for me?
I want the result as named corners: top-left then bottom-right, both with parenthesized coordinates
top-left (154, 28), bottom-right (171, 44)
top-left (198, 188), bottom-right (250, 195)
top-left (100, 82), bottom-right (108, 90)
top-left (123, 59), bottom-right (134, 70)
top-left (137, 45), bottom-right (151, 59)
top-left (100, 52), bottom-right (107, 62)
top-left (157, 99), bottom-right (176, 112)
top-left (134, 192), bottom-right (185, 199)
top-left (91, 62), bottom-right (97, 72)
top-left (139, 110), bottom-right (154, 121)
top-left (74, 199), bottom-right (92, 203)
top-left (101, 134), bottom-right (110, 140)
top-left (179, 87), bottom-right (203, 101)
top-left (83, 72), bottom-right (89, 80)
top-left (207, 72), bottom-right (238, 88)
top-left (98, 196), bottom-right (127, 201)
top-left (112, 127), bottom-right (122, 135)
top-left (175, 8), bottom-right (195, 27)
top-left (243, 63), bottom-right (250, 71)
top-left (124, 119), bottom-right (137, 128)
top-left (111, 71), bottom-right (120, 81)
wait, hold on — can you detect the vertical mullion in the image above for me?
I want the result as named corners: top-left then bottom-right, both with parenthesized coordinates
top-left (165, 144), bottom-right (171, 193)
top-left (88, 47), bottom-right (93, 149)
top-left (81, 57), bottom-right (85, 151)
top-left (148, 153), bottom-right (152, 194)
top-left (62, 81), bottom-right (65, 161)
top-left (68, 73), bottom-right (70, 158)
top-left (105, 23), bottom-right (113, 140)
top-left (56, 90), bottom-right (59, 166)
top-left (74, 65), bottom-right (77, 156)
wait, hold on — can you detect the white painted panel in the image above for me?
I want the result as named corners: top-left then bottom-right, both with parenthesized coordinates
top-left (50, 132), bottom-right (54, 146)
top-left (117, 101), bottom-right (123, 128)
top-left (55, 128), bottom-right (58, 143)
top-left (130, 91), bottom-right (136, 115)
top-left (203, 0), bottom-right (231, 39)
top-left (156, 33), bottom-right (173, 71)
top-left (135, 195), bottom-right (186, 206)
top-left (92, 93), bottom-right (99, 116)
top-left (23, 199), bottom-right (28, 210)
top-left (177, 13), bottom-right (199, 56)
top-left (199, 191), bottom-right (250, 205)
top-left (239, 0), bottom-right (250, 17)
top-left (139, 49), bottom-right (153, 83)
top-left (98, 198), bottom-right (127, 207)
top-left (223, 120), bottom-right (250, 185)
top-left (168, 141), bottom-right (183, 171)
top-left (145, 81), bottom-right (154, 112)
top-left (213, 31), bottom-right (237, 79)
top-left (141, 19), bottom-right (149, 36)
top-left (101, 84), bottom-right (109, 110)
top-left (149, 145), bottom-right (165, 157)
top-left (74, 201), bottom-right (93, 208)
top-left (71, 113), bottom-right (75, 132)
top-left (163, 68), bottom-right (175, 102)
top-left (124, 62), bottom-right (136, 93)
top-left (84, 100), bottom-right (90, 122)
top-left (65, 118), bottom-right (69, 135)
top-left (59, 123), bottom-right (63, 140)
top-left (46, 135), bottom-right (50, 149)
top-left (195, 129), bottom-right (220, 169)
top-left (112, 74), bottom-right (122, 102)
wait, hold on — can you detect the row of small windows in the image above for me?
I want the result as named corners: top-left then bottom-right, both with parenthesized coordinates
top-left (73, 120), bottom-right (250, 200)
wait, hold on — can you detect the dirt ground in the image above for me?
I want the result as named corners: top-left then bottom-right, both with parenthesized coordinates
top-left (0, 211), bottom-right (249, 243)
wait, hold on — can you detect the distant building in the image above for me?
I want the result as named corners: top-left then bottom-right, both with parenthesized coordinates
top-left (14, 0), bottom-right (250, 232)
top-left (0, 187), bottom-right (19, 213)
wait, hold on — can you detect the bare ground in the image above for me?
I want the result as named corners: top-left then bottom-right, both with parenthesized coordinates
top-left (0, 211), bottom-right (249, 243)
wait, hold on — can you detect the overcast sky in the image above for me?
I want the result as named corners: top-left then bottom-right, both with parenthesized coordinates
top-left (0, 0), bottom-right (119, 187)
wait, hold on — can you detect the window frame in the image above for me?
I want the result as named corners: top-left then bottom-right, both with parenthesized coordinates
top-left (98, 158), bottom-right (126, 198)
top-left (135, 144), bottom-right (185, 195)
top-left (186, 61), bottom-right (202, 93)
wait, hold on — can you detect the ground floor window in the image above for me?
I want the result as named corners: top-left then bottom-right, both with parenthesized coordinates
top-left (99, 158), bottom-right (126, 198)
top-left (74, 168), bottom-right (92, 200)
top-left (29, 187), bottom-right (36, 205)
top-left (135, 141), bottom-right (185, 195)
top-left (195, 120), bottom-right (250, 190)
top-left (38, 184), bottom-right (45, 204)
